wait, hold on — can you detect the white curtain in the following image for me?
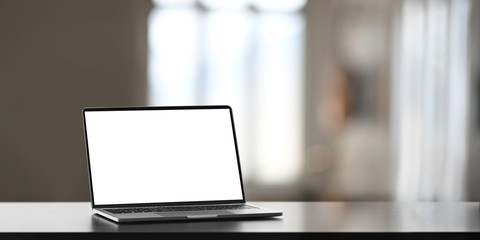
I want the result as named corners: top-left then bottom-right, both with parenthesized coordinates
top-left (392, 0), bottom-right (471, 201)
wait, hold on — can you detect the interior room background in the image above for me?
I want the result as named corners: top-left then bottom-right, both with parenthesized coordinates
top-left (1, 0), bottom-right (479, 201)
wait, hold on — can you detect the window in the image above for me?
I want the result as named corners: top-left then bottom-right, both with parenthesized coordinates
top-left (148, 0), bottom-right (307, 187)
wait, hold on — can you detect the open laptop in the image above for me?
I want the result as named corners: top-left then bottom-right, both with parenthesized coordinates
top-left (82, 105), bottom-right (282, 223)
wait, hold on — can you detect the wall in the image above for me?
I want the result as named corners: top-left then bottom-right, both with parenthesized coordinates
top-left (0, 0), bottom-right (150, 201)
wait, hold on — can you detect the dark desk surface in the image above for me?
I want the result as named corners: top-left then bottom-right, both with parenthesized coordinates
top-left (1, 202), bottom-right (479, 239)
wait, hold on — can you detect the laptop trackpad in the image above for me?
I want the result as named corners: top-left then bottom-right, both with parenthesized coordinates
top-left (156, 210), bottom-right (232, 218)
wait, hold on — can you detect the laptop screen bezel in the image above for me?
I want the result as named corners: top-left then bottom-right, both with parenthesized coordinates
top-left (82, 105), bottom-right (246, 209)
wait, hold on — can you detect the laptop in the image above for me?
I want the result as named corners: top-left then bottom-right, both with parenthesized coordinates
top-left (82, 105), bottom-right (282, 223)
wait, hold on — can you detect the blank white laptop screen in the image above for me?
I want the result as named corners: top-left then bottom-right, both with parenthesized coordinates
top-left (84, 108), bottom-right (244, 205)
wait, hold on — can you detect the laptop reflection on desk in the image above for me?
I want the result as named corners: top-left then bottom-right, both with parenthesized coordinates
top-left (83, 105), bottom-right (282, 223)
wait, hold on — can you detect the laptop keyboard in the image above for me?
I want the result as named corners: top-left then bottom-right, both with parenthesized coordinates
top-left (106, 204), bottom-right (256, 214)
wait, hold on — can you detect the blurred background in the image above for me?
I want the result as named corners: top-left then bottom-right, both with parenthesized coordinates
top-left (0, 0), bottom-right (479, 202)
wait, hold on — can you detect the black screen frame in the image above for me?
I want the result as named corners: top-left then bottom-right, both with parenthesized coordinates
top-left (82, 105), bottom-right (246, 209)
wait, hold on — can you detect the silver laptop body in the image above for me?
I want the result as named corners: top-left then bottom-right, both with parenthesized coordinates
top-left (83, 105), bottom-right (282, 223)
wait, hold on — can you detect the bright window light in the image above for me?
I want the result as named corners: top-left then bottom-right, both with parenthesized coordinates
top-left (149, 0), bottom-right (306, 186)
top-left (200, 0), bottom-right (250, 10)
top-left (252, 0), bottom-right (307, 12)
